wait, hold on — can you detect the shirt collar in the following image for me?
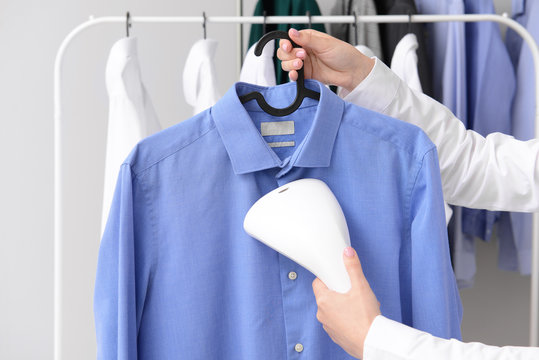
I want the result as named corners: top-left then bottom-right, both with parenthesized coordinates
top-left (211, 80), bottom-right (344, 175)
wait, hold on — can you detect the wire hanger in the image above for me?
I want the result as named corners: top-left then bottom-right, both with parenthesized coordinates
top-left (202, 12), bottom-right (207, 39)
top-left (126, 12), bottom-right (131, 37)
top-left (347, 0), bottom-right (353, 43)
top-left (352, 11), bottom-right (358, 46)
top-left (262, 10), bottom-right (267, 34)
top-left (239, 30), bottom-right (321, 117)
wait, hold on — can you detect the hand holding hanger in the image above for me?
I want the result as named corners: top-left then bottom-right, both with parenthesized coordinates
top-left (277, 28), bottom-right (374, 92)
top-left (239, 30), bottom-right (320, 116)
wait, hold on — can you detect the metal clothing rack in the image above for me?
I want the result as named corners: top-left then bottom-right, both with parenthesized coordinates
top-left (54, 13), bottom-right (539, 360)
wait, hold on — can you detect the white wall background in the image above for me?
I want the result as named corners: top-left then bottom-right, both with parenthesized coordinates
top-left (0, 0), bottom-right (530, 359)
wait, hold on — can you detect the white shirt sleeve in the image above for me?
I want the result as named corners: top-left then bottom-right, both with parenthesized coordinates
top-left (341, 58), bottom-right (539, 213)
top-left (363, 315), bottom-right (539, 360)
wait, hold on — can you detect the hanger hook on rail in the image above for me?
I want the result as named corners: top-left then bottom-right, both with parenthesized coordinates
top-left (202, 11), bottom-right (207, 39)
top-left (263, 10), bottom-right (267, 34)
top-left (408, 11), bottom-right (413, 34)
top-left (126, 12), bottom-right (131, 37)
top-left (306, 10), bottom-right (312, 29)
top-left (352, 11), bottom-right (358, 46)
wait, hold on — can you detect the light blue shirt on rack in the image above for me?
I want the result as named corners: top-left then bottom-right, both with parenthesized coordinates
top-left (460, 0), bottom-right (516, 286)
top-left (94, 79), bottom-right (462, 359)
top-left (505, 0), bottom-right (539, 276)
top-left (505, 0), bottom-right (528, 67)
top-left (414, 0), bottom-right (472, 288)
top-left (414, 0), bottom-right (467, 122)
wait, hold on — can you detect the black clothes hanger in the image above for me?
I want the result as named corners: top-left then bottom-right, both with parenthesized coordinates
top-left (239, 30), bottom-right (320, 117)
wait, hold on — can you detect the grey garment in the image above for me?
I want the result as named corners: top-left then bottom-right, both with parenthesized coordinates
top-left (329, 0), bottom-right (383, 59)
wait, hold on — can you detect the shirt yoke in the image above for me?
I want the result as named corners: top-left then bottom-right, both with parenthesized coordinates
top-left (121, 101), bottom-right (437, 179)
top-left (341, 102), bottom-right (436, 162)
top-left (122, 109), bottom-right (217, 177)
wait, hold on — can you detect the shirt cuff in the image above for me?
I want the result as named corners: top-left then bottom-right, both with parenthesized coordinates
top-left (363, 315), bottom-right (428, 360)
top-left (340, 58), bottom-right (401, 115)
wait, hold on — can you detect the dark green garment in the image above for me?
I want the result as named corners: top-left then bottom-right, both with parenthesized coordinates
top-left (248, 0), bottom-right (326, 84)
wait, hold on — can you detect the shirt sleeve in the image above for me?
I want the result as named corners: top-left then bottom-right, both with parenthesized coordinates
top-left (342, 58), bottom-right (539, 213)
top-left (406, 148), bottom-right (462, 339)
top-left (364, 315), bottom-right (539, 360)
top-left (94, 163), bottom-right (154, 360)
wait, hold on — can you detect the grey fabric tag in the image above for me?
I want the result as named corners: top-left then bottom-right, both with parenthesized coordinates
top-left (268, 141), bottom-right (295, 148)
top-left (261, 121), bottom-right (295, 136)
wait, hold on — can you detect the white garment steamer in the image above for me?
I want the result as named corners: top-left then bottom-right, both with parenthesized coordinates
top-left (244, 178), bottom-right (352, 293)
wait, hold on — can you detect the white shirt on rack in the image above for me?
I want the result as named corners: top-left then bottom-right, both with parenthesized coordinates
top-left (102, 37), bottom-right (161, 235)
top-left (239, 40), bottom-right (276, 86)
top-left (390, 33), bottom-right (423, 93)
top-left (341, 58), bottom-right (539, 359)
top-left (183, 38), bottom-right (221, 115)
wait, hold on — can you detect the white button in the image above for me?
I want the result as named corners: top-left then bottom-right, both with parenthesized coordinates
top-left (288, 271), bottom-right (297, 280)
top-left (294, 343), bottom-right (304, 353)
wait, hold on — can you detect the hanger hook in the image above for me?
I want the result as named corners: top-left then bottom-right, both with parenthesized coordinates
top-left (239, 30), bottom-right (320, 116)
top-left (202, 11), bottom-right (207, 39)
top-left (408, 11), bottom-right (412, 34)
top-left (352, 11), bottom-right (358, 46)
top-left (306, 10), bottom-right (312, 29)
top-left (126, 11), bottom-right (131, 37)
top-left (263, 10), bottom-right (267, 34)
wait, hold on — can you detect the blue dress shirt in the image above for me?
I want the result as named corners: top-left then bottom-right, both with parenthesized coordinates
top-left (506, 0), bottom-right (527, 67)
top-left (94, 80), bottom-right (462, 359)
top-left (414, 0), bottom-right (471, 289)
top-left (459, 0), bottom-right (516, 286)
top-left (414, 0), bottom-right (467, 119)
top-left (506, 0), bottom-right (538, 276)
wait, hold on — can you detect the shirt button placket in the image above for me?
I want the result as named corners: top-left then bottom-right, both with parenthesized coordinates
top-left (288, 270), bottom-right (301, 355)
top-left (288, 270), bottom-right (302, 355)
top-left (278, 254), bottom-right (307, 359)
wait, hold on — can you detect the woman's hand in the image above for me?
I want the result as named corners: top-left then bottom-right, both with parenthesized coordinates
top-left (312, 246), bottom-right (381, 359)
top-left (277, 28), bottom-right (375, 92)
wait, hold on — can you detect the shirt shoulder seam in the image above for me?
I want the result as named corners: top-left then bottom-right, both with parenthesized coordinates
top-left (131, 123), bottom-right (216, 179)
top-left (132, 168), bottom-right (158, 336)
top-left (342, 111), bottom-right (436, 160)
top-left (406, 147), bottom-right (437, 225)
